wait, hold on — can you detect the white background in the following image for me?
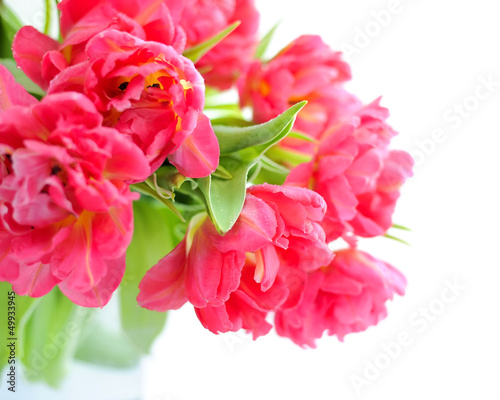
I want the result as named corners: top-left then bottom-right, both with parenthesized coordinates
top-left (7, 0), bottom-right (500, 399)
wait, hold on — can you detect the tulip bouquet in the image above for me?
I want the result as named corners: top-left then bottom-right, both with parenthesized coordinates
top-left (0, 0), bottom-right (413, 386)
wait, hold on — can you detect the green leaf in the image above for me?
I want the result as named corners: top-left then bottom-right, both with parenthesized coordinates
top-left (392, 223), bottom-right (412, 232)
top-left (212, 164), bottom-right (233, 180)
top-left (0, 283), bottom-right (11, 374)
top-left (240, 102), bottom-right (307, 160)
top-left (265, 145), bottom-right (313, 167)
top-left (183, 21), bottom-right (241, 63)
top-left (20, 288), bottom-right (83, 387)
top-left (119, 199), bottom-right (184, 354)
top-left (154, 165), bottom-right (187, 194)
top-left (204, 103), bottom-right (241, 112)
top-left (288, 130), bottom-right (317, 143)
top-left (254, 21), bottom-right (281, 60)
top-left (0, 283), bottom-right (37, 375)
top-left (0, 58), bottom-right (46, 97)
top-left (215, 101), bottom-right (307, 155)
top-left (251, 155), bottom-right (289, 186)
top-left (260, 155), bottom-right (290, 175)
top-left (209, 117), bottom-right (253, 127)
top-left (197, 157), bottom-right (257, 234)
top-left (250, 164), bottom-right (287, 186)
top-left (196, 102), bottom-right (306, 233)
top-left (384, 233), bottom-right (411, 246)
top-left (131, 178), bottom-right (185, 222)
top-left (74, 316), bottom-right (141, 369)
top-left (0, 3), bottom-right (22, 59)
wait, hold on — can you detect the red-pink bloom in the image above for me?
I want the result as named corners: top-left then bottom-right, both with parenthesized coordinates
top-left (168, 0), bottom-right (260, 89)
top-left (0, 66), bottom-right (150, 307)
top-left (239, 35), bottom-right (353, 140)
top-left (286, 100), bottom-right (414, 241)
top-left (138, 183), bottom-right (332, 336)
top-left (275, 248), bottom-right (407, 347)
top-left (47, 30), bottom-right (219, 178)
top-left (245, 184), bottom-right (333, 274)
top-left (137, 212), bottom-right (249, 311)
top-left (349, 149), bottom-right (414, 237)
top-left (195, 260), bottom-right (289, 339)
top-left (13, 0), bottom-right (186, 90)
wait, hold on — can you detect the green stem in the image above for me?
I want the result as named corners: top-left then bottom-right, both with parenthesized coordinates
top-left (44, 0), bottom-right (51, 35)
top-left (131, 182), bottom-right (185, 222)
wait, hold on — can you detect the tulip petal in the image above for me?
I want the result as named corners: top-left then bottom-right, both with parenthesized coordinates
top-left (0, 65), bottom-right (37, 110)
top-left (59, 254), bottom-right (126, 307)
top-left (137, 239), bottom-right (188, 311)
top-left (11, 262), bottom-right (60, 298)
top-left (13, 26), bottom-right (60, 90)
top-left (168, 114), bottom-right (219, 178)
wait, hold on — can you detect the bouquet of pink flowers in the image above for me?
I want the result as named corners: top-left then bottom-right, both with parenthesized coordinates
top-left (0, 0), bottom-right (413, 385)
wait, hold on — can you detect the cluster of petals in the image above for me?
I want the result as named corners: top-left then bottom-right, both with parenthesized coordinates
top-left (11, 0), bottom-right (261, 178)
top-left (3, 0), bottom-right (260, 307)
top-left (238, 31), bottom-right (414, 241)
top-left (46, 29), bottom-right (219, 177)
top-left (13, 0), bottom-right (259, 93)
top-left (0, 66), bottom-right (150, 307)
top-left (286, 100), bottom-right (414, 241)
top-left (275, 248), bottom-right (407, 347)
top-left (239, 34), bottom-right (353, 141)
top-left (137, 183), bottom-right (333, 337)
top-left (167, 0), bottom-right (260, 89)
top-left (2, 0), bottom-right (412, 344)
top-left (234, 33), bottom-right (412, 344)
top-left (13, 0), bottom-right (186, 91)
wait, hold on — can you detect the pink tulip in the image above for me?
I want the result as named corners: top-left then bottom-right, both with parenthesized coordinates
top-left (275, 248), bottom-right (407, 347)
top-left (0, 66), bottom-right (150, 307)
top-left (349, 149), bottom-right (414, 237)
top-left (47, 30), bottom-right (219, 178)
top-left (13, 0), bottom-right (186, 90)
top-left (195, 260), bottom-right (289, 339)
top-left (245, 184), bottom-right (333, 273)
top-left (59, 0), bottom-right (186, 51)
top-left (137, 192), bottom-right (279, 311)
top-left (167, 0), bottom-right (260, 89)
top-left (286, 99), bottom-right (414, 241)
top-left (239, 34), bottom-right (352, 140)
top-left (138, 184), bottom-right (332, 338)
